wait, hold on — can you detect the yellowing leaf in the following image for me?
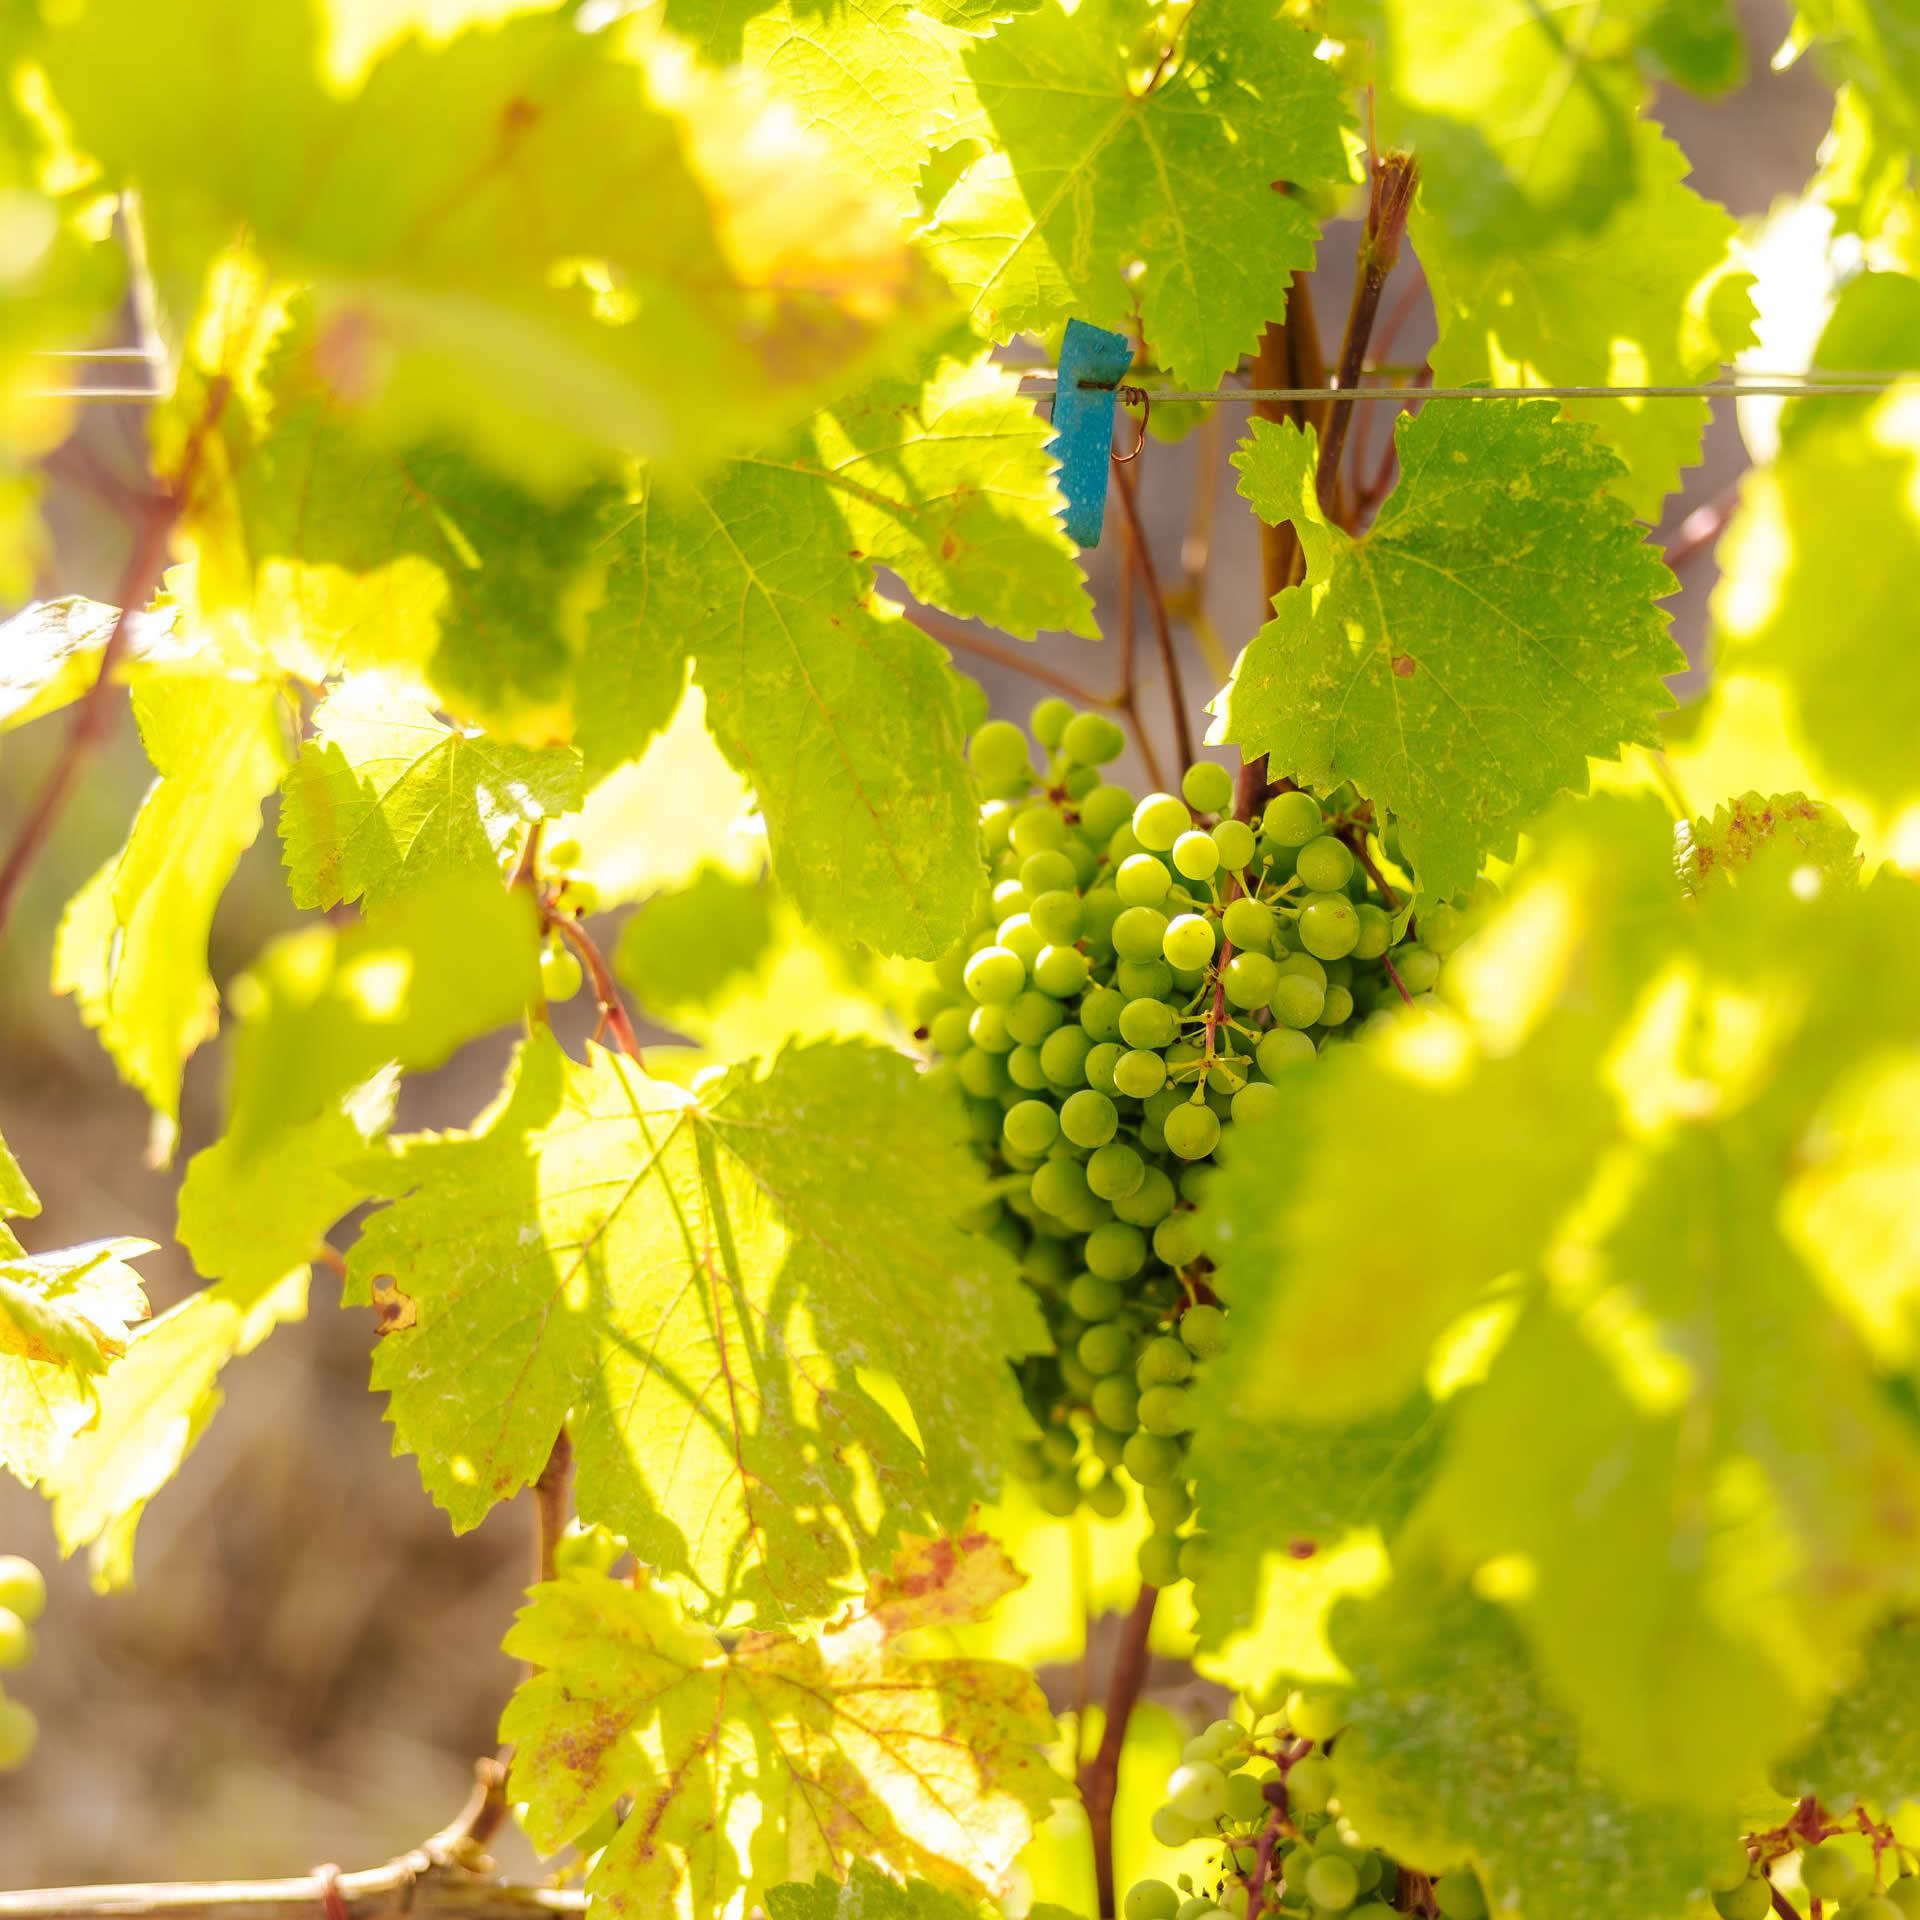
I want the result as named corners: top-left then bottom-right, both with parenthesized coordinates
top-left (502, 1536), bottom-right (1063, 1917)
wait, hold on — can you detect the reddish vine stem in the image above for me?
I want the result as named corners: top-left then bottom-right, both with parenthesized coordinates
top-left (532, 1427), bottom-right (574, 1586)
top-left (1109, 459), bottom-right (1196, 777)
top-left (0, 375), bottom-right (231, 940)
top-left (1080, 1584), bottom-right (1161, 1920)
top-left (1664, 483), bottom-right (1741, 571)
top-left (1244, 1813), bottom-right (1284, 1920)
top-left (1316, 154), bottom-right (1419, 524)
top-left (546, 907), bottom-right (646, 1063)
top-left (903, 605), bottom-right (1115, 708)
top-left (1348, 265), bottom-right (1428, 499)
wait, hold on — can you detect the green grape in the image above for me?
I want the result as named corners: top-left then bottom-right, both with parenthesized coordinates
top-left (1079, 1320), bottom-right (1135, 1377)
top-left (1068, 1271), bottom-right (1125, 1320)
top-left (1224, 1769), bottom-right (1268, 1826)
top-left (1034, 943), bottom-right (1091, 997)
top-left (1040, 1026), bottom-right (1095, 1087)
top-left (1167, 1760), bottom-right (1231, 1823)
top-left (1093, 1376), bottom-right (1141, 1431)
top-left (1180, 1304), bottom-right (1229, 1357)
top-left (1086, 1042), bottom-right (1124, 1094)
top-left (1003, 1100), bottom-right (1060, 1157)
top-left (1886, 1880), bottom-right (1920, 1920)
top-left (957, 1048), bottom-right (1012, 1099)
top-left (969, 1004), bottom-right (1014, 1052)
top-left (1223, 951), bottom-right (1278, 1008)
top-left (1032, 1157), bottom-right (1094, 1219)
top-left (1119, 997), bottom-right (1181, 1050)
top-left (1005, 989), bottom-right (1065, 1047)
top-left (1063, 711), bottom-right (1126, 765)
top-left (1803, 1847), bottom-right (1857, 1901)
top-left (1080, 986), bottom-right (1126, 1040)
top-left (1123, 1431), bottom-right (1184, 1485)
top-left (1177, 1532), bottom-right (1212, 1584)
top-left (1115, 1167), bottom-right (1177, 1226)
top-left (1118, 852), bottom-right (1175, 907)
top-left (1433, 1886), bottom-right (1486, 1920)
top-left (0, 1610), bottom-right (33, 1673)
top-left (1286, 1688), bottom-right (1348, 1742)
top-left (1257, 1028), bottom-right (1316, 1077)
top-left (1396, 945), bottom-right (1442, 993)
top-left (540, 942), bottom-right (583, 1003)
top-left (1221, 895), bottom-right (1274, 951)
top-left (1030, 696), bottom-right (1075, 746)
top-left (1286, 1754), bottom-right (1335, 1815)
top-left (1163, 1103), bottom-right (1222, 1160)
top-left (1212, 819), bottom-right (1257, 870)
top-left (1128, 1881), bottom-right (1183, 1920)
top-left (1011, 804), bottom-right (1070, 858)
top-left (1080, 784), bottom-right (1138, 842)
top-left (1090, 1424), bottom-right (1128, 1467)
top-left (1704, 1846), bottom-right (1755, 1897)
top-left (1086, 1473), bottom-right (1128, 1520)
top-left (1082, 887), bottom-right (1124, 947)
top-left (969, 719), bottom-right (1032, 788)
top-left (1135, 793), bottom-right (1194, 852)
top-left (1025, 1238), bottom-right (1075, 1286)
top-left (1109, 822), bottom-right (1146, 863)
top-left (1297, 894), bottom-right (1361, 960)
top-left (998, 912), bottom-right (1045, 965)
top-left (1138, 1334), bottom-right (1195, 1385)
top-left (0, 1696), bottom-right (37, 1770)
top-left (1115, 905), bottom-right (1173, 963)
top-left (1295, 835), bottom-right (1355, 893)
top-left (928, 1005), bottom-right (974, 1053)
top-left (1115, 1048), bottom-right (1169, 1097)
top-left (1172, 830), bottom-right (1220, 881)
top-left (1007, 1045), bottom-right (1049, 1091)
top-left (1270, 972), bottom-right (1325, 1028)
top-left (1117, 958), bottom-right (1176, 1001)
top-left (1061, 1088), bottom-right (1118, 1148)
top-left (1029, 890), bottom-right (1086, 947)
top-left (1021, 849), bottom-right (1077, 896)
top-left (1712, 1878), bottom-right (1773, 1920)
top-left (980, 801), bottom-right (1016, 850)
top-left (1144, 1480), bottom-right (1193, 1528)
top-left (1138, 1384), bottom-right (1195, 1435)
top-left (1035, 1471), bottom-right (1081, 1517)
top-left (1319, 985), bottom-right (1355, 1026)
top-left (1163, 912), bottom-right (1216, 971)
top-left (1181, 761), bottom-right (1235, 813)
top-left (1153, 1211), bottom-right (1205, 1267)
top-left (1139, 1530), bottom-right (1186, 1588)
top-left (1849, 1901), bottom-right (1907, 1920)
top-left (1041, 1425), bottom-right (1080, 1469)
top-left (1231, 1081), bottom-right (1283, 1127)
top-left (1351, 902), bottom-right (1392, 959)
top-left (1086, 1221), bottom-right (1147, 1280)
top-left (1088, 1142), bottom-right (1146, 1201)
top-left (1262, 791), bottom-right (1324, 846)
top-left (1306, 1857), bottom-right (1359, 1911)
top-left (964, 946), bottom-right (1026, 1003)
top-left (1420, 901), bottom-right (1467, 954)
top-left (1152, 1805), bottom-right (1200, 1848)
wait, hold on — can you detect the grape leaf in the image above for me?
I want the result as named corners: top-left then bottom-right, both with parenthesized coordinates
top-left (502, 1536), bottom-right (1063, 1915)
top-left (346, 1033), bottom-right (1045, 1622)
top-left (1674, 789), bottom-right (1862, 899)
top-left (221, 875), bottom-right (541, 1162)
top-left (615, 866), bottom-right (776, 1014)
top-left (1330, 1576), bottom-right (1725, 1920)
top-left (1709, 381), bottom-right (1920, 815)
top-left (767, 1861), bottom-right (982, 1920)
top-left (1419, 122), bottom-right (1756, 520)
top-left (926, 0), bottom-right (1349, 385)
top-left (0, 1239), bottom-right (153, 1489)
top-left (0, 597), bottom-right (182, 734)
top-left (280, 674), bottom-right (583, 908)
top-left (1798, 0), bottom-right (1920, 157)
top-left (1212, 407), bottom-right (1681, 899)
top-left (1794, 1614), bottom-right (1920, 1809)
top-left (51, 669), bottom-right (294, 1148)
top-left (0, 1127), bottom-right (33, 1243)
top-left (42, 0), bottom-right (946, 483)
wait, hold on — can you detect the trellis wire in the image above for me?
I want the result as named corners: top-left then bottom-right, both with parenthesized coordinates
top-left (1017, 371), bottom-right (1918, 403)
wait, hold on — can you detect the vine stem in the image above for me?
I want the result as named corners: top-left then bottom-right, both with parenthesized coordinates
top-left (0, 375), bottom-right (231, 940)
top-left (532, 1426), bottom-right (574, 1586)
top-left (1079, 1583), bottom-right (1160, 1920)
top-left (1109, 459), bottom-right (1195, 778)
top-left (902, 605), bottom-right (1116, 708)
top-left (545, 907), bottom-right (645, 1064)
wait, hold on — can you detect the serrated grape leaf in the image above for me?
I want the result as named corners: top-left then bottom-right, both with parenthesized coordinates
top-left (1211, 407), bottom-right (1681, 899)
top-left (280, 673), bottom-right (583, 908)
top-left (1643, 0), bottom-right (1748, 93)
top-left (502, 1537), bottom-right (1062, 1915)
top-left (0, 1239), bottom-right (153, 1488)
top-left (221, 874), bottom-right (540, 1161)
top-left (926, 0), bottom-right (1349, 386)
top-left (1795, 1614), bottom-right (1920, 1808)
top-left (1674, 789), bottom-right (1861, 899)
top-left (0, 1127), bottom-right (33, 1240)
top-left (46, 1265), bottom-right (307, 1589)
top-left (50, 669), bottom-right (294, 1149)
top-left (767, 1861), bottom-right (983, 1920)
top-left (1709, 382), bottom-right (1920, 815)
top-left (1798, 0), bottom-right (1920, 157)
top-left (0, 597), bottom-right (183, 734)
top-left (347, 1033), bottom-right (1044, 1622)
top-left (43, 0), bottom-right (946, 484)
top-left (632, 470), bottom-right (985, 960)
top-left (1419, 122), bottom-right (1756, 520)
top-left (1330, 1576), bottom-right (1725, 1920)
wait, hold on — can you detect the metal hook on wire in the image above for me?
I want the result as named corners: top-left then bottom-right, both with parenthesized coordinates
top-left (1110, 384), bottom-right (1151, 463)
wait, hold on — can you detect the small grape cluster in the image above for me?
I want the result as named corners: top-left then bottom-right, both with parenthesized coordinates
top-left (918, 703), bottom-right (1477, 1585)
top-left (1708, 1785), bottom-right (1920, 1920)
top-left (0, 1552), bottom-right (46, 1769)
top-left (1122, 1690), bottom-right (1484, 1920)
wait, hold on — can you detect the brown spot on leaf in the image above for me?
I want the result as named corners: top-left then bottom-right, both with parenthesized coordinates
top-left (502, 96), bottom-right (540, 135)
top-left (940, 531), bottom-right (960, 561)
top-left (1391, 654), bottom-right (1416, 679)
top-left (1288, 1537), bottom-right (1318, 1560)
top-left (369, 1274), bottom-right (417, 1335)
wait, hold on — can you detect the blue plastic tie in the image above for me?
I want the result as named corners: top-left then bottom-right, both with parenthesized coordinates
top-left (1047, 319), bottom-right (1135, 548)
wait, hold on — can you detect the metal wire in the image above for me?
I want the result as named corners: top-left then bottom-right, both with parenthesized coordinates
top-left (1019, 373), bottom-right (1918, 403)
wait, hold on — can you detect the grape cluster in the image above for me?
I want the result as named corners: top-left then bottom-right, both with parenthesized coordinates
top-left (918, 704), bottom-right (1478, 1585)
top-left (0, 1553), bottom-right (45, 1770)
top-left (1121, 1690), bottom-right (1483, 1920)
top-left (1707, 1784), bottom-right (1920, 1920)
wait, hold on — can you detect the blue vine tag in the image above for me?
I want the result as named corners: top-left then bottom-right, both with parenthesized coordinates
top-left (1048, 318), bottom-right (1135, 548)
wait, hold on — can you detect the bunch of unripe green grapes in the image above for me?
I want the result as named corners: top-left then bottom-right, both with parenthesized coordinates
top-left (917, 703), bottom-right (1473, 1587)
top-left (0, 1553), bottom-right (46, 1769)
top-left (1122, 1688), bottom-right (1486, 1920)
top-left (1707, 1785), bottom-right (1920, 1920)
